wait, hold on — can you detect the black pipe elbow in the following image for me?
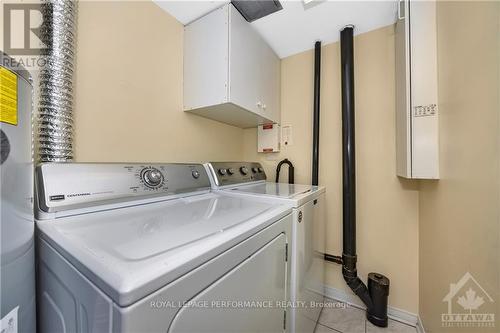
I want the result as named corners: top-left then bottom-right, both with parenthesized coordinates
top-left (342, 254), bottom-right (389, 328)
top-left (342, 254), bottom-right (373, 309)
top-left (343, 274), bottom-right (373, 310)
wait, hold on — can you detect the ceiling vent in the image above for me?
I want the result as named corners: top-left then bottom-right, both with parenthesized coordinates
top-left (231, 0), bottom-right (283, 22)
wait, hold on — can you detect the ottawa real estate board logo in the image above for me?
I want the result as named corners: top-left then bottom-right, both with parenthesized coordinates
top-left (442, 272), bottom-right (495, 328)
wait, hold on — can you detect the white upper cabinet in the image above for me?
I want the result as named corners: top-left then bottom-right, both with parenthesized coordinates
top-left (184, 4), bottom-right (281, 128)
top-left (395, 0), bottom-right (439, 179)
top-left (260, 42), bottom-right (281, 124)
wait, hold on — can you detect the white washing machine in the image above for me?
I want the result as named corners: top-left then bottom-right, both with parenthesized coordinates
top-left (204, 162), bottom-right (326, 333)
top-left (35, 163), bottom-right (294, 333)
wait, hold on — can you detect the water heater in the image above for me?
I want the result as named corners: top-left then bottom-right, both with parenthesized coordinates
top-left (0, 52), bottom-right (36, 332)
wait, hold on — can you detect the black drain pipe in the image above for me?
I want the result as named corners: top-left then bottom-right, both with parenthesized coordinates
top-left (340, 25), bottom-right (389, 328)
top-left (340, 23), bottom-right (373, 312)
top-left (312, 41), bottom-right (321, 186)
top-left (313, 40), bottom-right (348, 267)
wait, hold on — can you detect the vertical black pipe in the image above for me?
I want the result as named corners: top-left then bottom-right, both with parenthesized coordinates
top-left (340, 24), bottom-right (372, 307)
top-left (340, 25), bottom-right (389, 328)
top-left (341, 27), bottom-right (356, 256)
top-left (312, 41), bottom-right (321, 186)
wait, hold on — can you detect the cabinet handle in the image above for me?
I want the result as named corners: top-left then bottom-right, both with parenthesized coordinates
top-left (256, 102), bottom-right (262, 108)
top-left (262, 104), bottom-right (267, 110)
top-left (398, 0), bottom-right (405, 20)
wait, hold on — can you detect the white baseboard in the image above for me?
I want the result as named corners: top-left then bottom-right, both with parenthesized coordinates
top-left (323, 284), bottom-right (419, 327)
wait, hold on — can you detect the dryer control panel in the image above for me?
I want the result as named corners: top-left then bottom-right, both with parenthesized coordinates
top-left (205, 162), bottom-right (267, 188)
top-left (36, 163), bottom-right (210, 214)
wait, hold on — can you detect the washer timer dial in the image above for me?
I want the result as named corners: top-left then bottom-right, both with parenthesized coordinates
top-left (141, 167), bottom-right (164, 189)
top-left (240, 166), bottom-right (249, 175)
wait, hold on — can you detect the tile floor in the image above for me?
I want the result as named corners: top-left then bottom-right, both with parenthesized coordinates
top-left (314, 299), bottom-right (418, 333)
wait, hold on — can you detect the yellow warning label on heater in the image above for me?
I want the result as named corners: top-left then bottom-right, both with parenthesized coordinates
top-left (0, 67), bottom-right (18, 125)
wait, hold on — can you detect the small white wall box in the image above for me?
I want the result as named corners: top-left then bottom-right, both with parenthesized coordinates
top-left (258, 124), bottom-right (280, 153)
top-left (395, 0), bottom-right (439, 179)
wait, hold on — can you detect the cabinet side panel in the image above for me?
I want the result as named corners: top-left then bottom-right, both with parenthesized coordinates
top-left (410, 0), bottom-right (439, 179)
top-left (395, 0), bottom-right (412, 178)
top-left (184, 6), bottom-right (229, 110)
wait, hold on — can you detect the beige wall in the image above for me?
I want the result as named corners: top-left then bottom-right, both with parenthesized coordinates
top-left (73, 1), bottom-right (245, 163)
top-left (244, 25), bottom-right (420, 313)
top-left (418, 2), bottom-right (500, 332)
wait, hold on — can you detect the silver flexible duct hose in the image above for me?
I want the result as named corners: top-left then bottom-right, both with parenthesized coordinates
top-left (37, 0), bottom-right (77, 162)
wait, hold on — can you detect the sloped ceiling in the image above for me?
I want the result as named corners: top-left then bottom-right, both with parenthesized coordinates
top-left (154, 1), bottom-right (398, 58)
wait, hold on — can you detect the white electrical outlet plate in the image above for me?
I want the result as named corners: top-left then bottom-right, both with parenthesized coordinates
top-left (281, 125), bottom-right (293, 147)
top-left (1, 306), bottom-right (18, 333)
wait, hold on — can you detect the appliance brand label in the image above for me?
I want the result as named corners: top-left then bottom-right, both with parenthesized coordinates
top-left (49, 195), bottom-right (65, 201)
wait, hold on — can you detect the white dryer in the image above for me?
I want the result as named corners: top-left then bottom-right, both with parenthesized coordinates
top-left (204, 162), bottom-right (326, 333)
top-left (35, 163), bottom-right (293, 333)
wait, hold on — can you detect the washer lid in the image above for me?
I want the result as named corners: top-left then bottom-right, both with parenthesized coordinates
top-left (37, 192), bottom-right (291, 306)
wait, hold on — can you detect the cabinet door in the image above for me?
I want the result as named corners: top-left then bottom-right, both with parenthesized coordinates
top-left (228, 5), bottom-right (263, 116)
top-left (260, 43), bottom-right (281, 124)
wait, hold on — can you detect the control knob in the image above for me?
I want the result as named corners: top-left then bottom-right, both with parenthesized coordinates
top-left (141, 167), bottom-right (164, 188)
top-left (227, 168), bottom-right (235, 175)
top-left (218, 168), bottom-right (227, 176)
top-left (252, 167), bottom-right (258, 173)
top-left (240, 166), bottom-right (249, 175)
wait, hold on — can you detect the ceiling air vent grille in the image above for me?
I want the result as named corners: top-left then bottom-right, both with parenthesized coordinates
top-left (231, 0), bottom-right (283, 22)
